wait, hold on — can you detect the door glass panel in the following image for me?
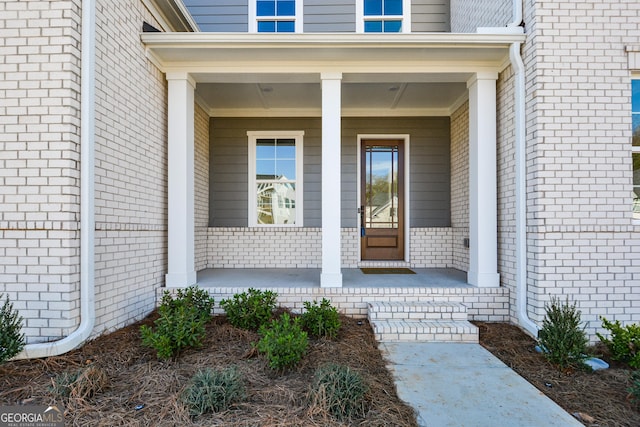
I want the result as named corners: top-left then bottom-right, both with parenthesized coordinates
top-left (365, 145), bottom-right (399, 229)
top-left (634, 153), bottom-right (640, 220)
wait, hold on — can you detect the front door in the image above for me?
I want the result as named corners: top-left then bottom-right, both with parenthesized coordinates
top-left (360, 139), bottom-right (404, 260)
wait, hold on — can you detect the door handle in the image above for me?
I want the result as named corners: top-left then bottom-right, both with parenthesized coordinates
top-left (359, 206), bottom-right (365, 237)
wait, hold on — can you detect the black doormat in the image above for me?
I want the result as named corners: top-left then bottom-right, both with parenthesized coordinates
top-left (360, 268), bottom-right (416, 274)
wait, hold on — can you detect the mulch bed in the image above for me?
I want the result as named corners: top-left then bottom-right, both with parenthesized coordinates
top-left (475, 321), bottom-right (640, 427)
top-left (0, 313), bottom-right (417, 427)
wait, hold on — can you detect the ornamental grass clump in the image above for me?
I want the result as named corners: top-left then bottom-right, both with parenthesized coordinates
top-left (181, 367), bottom-right (245, 416)
top-left (537, 297), bottom-right (589, 371)
top-left (0, 293), bottom-right (25, 364)
top-left (140, 286), bottom-right (215, 359)
top-left (257, 312), bottom-right (308, 371)
top-left (597, 317), bottom-right (640, 369)
top-left (300, 298), bottom-right (341, 339)
top-left (220, 288), bottom-right (277, 331)
top-left (308, 363), bottom-right (368, 421)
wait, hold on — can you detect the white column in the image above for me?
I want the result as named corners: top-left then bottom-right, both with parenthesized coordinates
top-left (467, 72), bottom-right (500, 288)
top-left (165, 73), bottom-right (197, 287)
top-left (321, 72), bottom-right (343, 287)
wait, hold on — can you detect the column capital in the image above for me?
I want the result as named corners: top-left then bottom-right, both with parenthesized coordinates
top-left (466, 72), bottom-right (499, 88)
top-left (166, 72), bottom-right (196, 88)
top-left (321, 72), bottom-right (343, 81)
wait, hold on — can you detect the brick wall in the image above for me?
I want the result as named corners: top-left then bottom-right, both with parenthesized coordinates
top-left (92, 0), bottom-right (168, 336)
top-left (521, 0), bottom-right (640, 339)
top-left (195, 102), bottom-right (209, 271)
top-left (0, 0), bottom-right (82, 343)
top-left (450, 102), bottom-right (470, 272)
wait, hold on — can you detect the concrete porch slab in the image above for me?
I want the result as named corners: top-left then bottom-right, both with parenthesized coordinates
top-left (197, 268), bottom-right (470, 288)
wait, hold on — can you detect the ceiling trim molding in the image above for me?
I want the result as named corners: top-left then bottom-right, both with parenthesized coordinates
top-left (207, 107), bottom-right (453, 118)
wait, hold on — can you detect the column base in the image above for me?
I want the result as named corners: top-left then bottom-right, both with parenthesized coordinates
top-left (165, 271), bottom-right (197, 288)
top-left (467, 271), bottom-right (500, 288)
top-left (321, 272), bottom-right (343, 288)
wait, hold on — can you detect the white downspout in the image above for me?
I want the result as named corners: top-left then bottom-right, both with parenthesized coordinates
top-left (16, 0), bottom-right (96, 359)
top-left (509, 1), bottom-right (539, 337)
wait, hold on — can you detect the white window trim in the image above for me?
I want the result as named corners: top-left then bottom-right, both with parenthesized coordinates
top-left (249, 0), bottom-right (303, 33)
top-left (355, 0), bottom-right (411, 33)
top-left (248, 130), bottom-right (304, 227)
top-left (356, 134), bottom-right (411, 262)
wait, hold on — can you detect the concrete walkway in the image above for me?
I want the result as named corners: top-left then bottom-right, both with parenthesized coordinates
top-left (380, 342), bottom-right (582, 427)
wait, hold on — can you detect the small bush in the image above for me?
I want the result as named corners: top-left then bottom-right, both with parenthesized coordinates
top-left (597, 317), bottom-right (640, 369)
top-left (300, 298), bottom-right (341, 339)
top-left (140, 286), bottom-right (215, 359)
top-left (629, 371), bottom-right (640, 407)
top-left (257, 313), bottom-right (308, 370)
top-left (181, 367), bottom-right (245, 416)
top-left (50, 366), bottom-right (108, 399)
top-left (0, 293), bottom-right (25, 364)
top-left (308, 363), bottom-right (368, 421)
top-left (220, 288), bottom-right (277, 331)
top-left (537, 297), bottom-right (589, 371)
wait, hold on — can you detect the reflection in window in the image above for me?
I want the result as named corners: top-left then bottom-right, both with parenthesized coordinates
top-left (633, 80), bottom-right (640, 219)
top-left (257, 0), bottom-right (296, 33)
top-left (364, 0), bottom-right (403, 33)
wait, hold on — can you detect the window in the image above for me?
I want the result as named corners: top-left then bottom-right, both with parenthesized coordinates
top-left (357, 0), bottom-right (410, 33)
top-left (633, 79), bottom-right (640, 219)
top-left (251, 0), bottom-right (300, 33)
top-left (248, 131), bottom-right (304, 226)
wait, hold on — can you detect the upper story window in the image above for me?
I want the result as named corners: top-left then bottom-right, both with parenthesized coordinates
top-left (248, 131), bottom-right (304, 226)
top-left (250, 0), bottom-right (301, 33)
top-left (357, 0), bottom-right (410, 33)
top-left (633, 79), bottom-right (640, 219)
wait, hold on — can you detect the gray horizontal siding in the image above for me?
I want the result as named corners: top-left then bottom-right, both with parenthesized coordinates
top-left (412, 0), bottom-right (450, 32)
top-left (183, 0), bottom-right (248, 32)
top-left (210, 117), bottom-right (450, 228)
top-left (304, 0), bottom-right (356, 33)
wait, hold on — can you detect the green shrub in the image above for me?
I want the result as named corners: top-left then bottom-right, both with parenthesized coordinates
top-left (629, 371), bottom-right (640, 407)
top-left (308, 363), bottom-right (368, 421)
top-left (50, 366), bottom-right (108, 399)
top-left (181, 367), bottom-right (245, 416)
top-left (300, 298), bottom-right (341, 339)
top-left (537, 297), bottom-right (589, 370)
top-left (140, 286), bottom-right (215, 359)
top-left (597, 317), bottom-right (640, 369)
top-left (257, 313), bottom-right (308, 370)
top-left (220, 288), bottom-right (277, 331)
top-left (0, 293), bottom-right (25, 364)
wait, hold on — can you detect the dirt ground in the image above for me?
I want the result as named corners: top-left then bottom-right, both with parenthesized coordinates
top-left (1, 317), bottom-right (638, 426)
top-left (475, 321), bottom-right (640, 427)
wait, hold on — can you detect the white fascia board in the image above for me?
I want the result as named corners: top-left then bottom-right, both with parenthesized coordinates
top-left (208, 107), bottom-right (452, 118)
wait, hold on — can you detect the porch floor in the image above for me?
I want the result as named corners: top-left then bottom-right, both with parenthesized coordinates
top-left (196, 268), bottom-right (471, 288)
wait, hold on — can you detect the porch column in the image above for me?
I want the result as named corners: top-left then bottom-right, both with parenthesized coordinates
top-left (467, 72), bottom-right (500, 288)
top-left (321, 72), bottom-right (343, 287)
top-left (165, 73), bottom-right (196, 287)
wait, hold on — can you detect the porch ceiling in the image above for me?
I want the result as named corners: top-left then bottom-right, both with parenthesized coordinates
top-left (142, 32), bottom-right (525, 117)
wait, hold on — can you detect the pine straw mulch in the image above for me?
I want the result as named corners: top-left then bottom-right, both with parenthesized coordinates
top-left (0, 313), bottom-right (418, 427)
top-left (475, 321), bottom-right (640, 427)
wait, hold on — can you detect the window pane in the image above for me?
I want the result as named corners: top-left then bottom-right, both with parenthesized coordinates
top-left (634, 114), bottom-right (640, 147)
top-left (365, 20), bottom-right (383, 32)
top-left (275, 139), bottom-right (295, 158)
top-left (256, 139), bottom-right (276, 158)
top-left (364, 0), bottom-right (382, 16)
top-left (276, 160), bottom-right (296, 179)
top-left (384, 20), bottom-right (402, 32)
top-left (384, 0), bottom-right (403, 15)
top-left (257, 0), bottom-right (275, 16)
top-left (634, 153), bottom-right (640, 219)
top-left (276, 20), bottom-right (295, 32)
top-left (277, 0), bottom-right (295, 16)
top-left (257, 182), bottom-right (297, 225)
top-left (256, 160), bottom-right (276, 179)
top-left (258, 21), bottom-right (276, 32)
top-left (633, 80), bottom-right (640, 113)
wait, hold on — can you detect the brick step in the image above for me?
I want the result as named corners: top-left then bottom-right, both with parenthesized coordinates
top-left (367, 301), bottom-right (468, 321)
top-left (370, 319), bottom-right (479, 343)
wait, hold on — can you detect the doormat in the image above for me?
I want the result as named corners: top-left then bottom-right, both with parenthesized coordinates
top-left (360, 268), bottom-right (416, 274)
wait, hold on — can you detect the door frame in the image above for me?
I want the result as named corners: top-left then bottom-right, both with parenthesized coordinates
top-left (356, 134), bottom-right (411, 262)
